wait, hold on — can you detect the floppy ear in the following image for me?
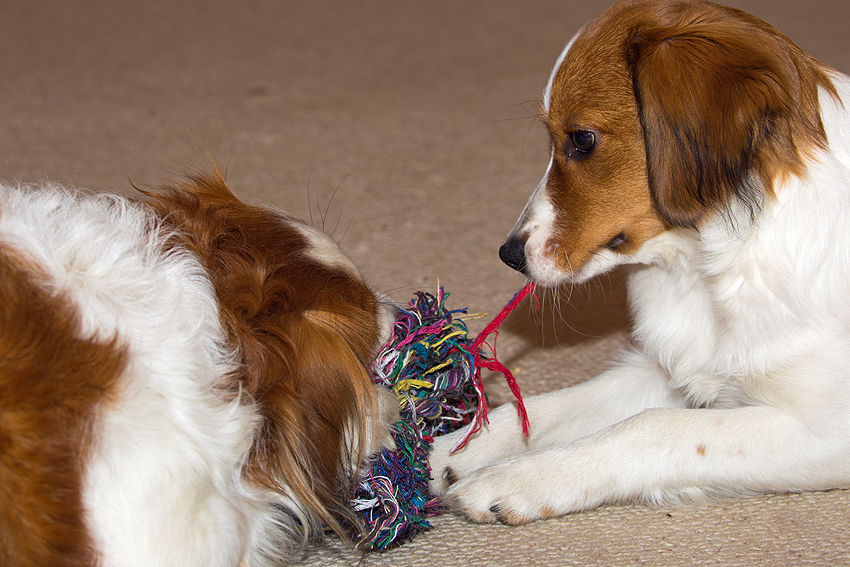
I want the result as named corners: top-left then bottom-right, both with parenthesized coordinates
top-left (628, 15), bottom-right (799, 228)
top-left (242, 307), bottom-right (379, 539)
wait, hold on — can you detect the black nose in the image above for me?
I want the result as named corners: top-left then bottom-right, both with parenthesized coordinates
top-left (499, 235), bottom-right (528, 274)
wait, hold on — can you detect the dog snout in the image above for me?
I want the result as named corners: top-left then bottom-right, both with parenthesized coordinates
top-left (499, 235), bottom-right (528, 275)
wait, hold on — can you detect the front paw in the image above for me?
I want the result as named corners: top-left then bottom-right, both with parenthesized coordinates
top-left (429, 403), bottom-right (533, 496)
top-left (443, 459), bottom-right (562, 525)
top-left (428, 427), bottom-right (475, 496)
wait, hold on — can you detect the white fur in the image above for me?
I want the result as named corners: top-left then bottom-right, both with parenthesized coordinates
top-left (508, 150), bottom-right (564, 286)
top-left (0, 183), bottom-right (387, 566)
top-left (429, 68), bottom-right (850, 522)
top-left (296, 221), bottom-right (363, 278)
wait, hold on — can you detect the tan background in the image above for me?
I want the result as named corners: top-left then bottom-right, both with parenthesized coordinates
top-left (2, 0), bottom-right (849, 564)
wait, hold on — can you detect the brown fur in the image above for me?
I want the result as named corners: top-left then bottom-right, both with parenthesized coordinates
top-left (145, 167), bottom-right (381, 537)
top-left (543, 0), bottom-right (835, 271)
top-left (627, 0), bottom-right (835, 227)
top-left (0, 245), bottom-right (126, 567)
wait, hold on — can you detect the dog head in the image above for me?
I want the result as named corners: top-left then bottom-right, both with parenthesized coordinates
top-left (147, 167), bottom-right (396, 540)
top-left (501, 0), bottom-right (834, 286)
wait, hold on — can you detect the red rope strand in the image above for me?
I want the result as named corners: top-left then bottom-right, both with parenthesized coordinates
top-left (453, 281), bottom-right (536, 451)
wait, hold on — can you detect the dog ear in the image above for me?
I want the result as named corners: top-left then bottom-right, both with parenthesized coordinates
top-left (628, 13), bottom-right (799, 228)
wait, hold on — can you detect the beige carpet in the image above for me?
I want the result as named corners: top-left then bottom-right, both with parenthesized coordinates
top-left (2, 0), bottom-right (849, 565)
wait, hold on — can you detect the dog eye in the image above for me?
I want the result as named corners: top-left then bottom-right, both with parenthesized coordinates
top-left (565, 130), bottom-right (596, 160)
top-left (605, 232), bottom-right (627, 250)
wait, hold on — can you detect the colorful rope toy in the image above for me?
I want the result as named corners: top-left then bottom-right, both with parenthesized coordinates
top-left (350, 282), bottom-right (535, 550)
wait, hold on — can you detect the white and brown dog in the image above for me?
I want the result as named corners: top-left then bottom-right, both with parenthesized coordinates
top-left (430, 0), bottom-right (850, 524)
top-left (0, 167), bottom-right (396, 566)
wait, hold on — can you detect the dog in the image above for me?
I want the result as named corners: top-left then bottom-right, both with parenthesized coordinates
top-left (429, 0), bottom-right (850, 525)
top-left (0, 166), bottom-right (397, 566)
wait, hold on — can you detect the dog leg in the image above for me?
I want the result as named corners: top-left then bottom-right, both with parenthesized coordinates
top-left (444, 403), bottom-right (850, 524)
top-left (429, 351), bottom-right (685, 494)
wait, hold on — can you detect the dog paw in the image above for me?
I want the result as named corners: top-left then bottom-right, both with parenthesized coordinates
top-left (429, 403), bottom-right (533, 496)
top-left (428, 428), bottom-right (477, 496)
top-left (443, 460), bottom-right (560, 525)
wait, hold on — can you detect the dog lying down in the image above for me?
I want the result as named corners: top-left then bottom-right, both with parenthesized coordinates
top-left (429, 0), bottom-right (850, 525)
top-left (0, 166), bottom-right (397, 567)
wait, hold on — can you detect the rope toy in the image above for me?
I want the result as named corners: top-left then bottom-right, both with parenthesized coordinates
top-left (350, 282), bottom-right (535, 550)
